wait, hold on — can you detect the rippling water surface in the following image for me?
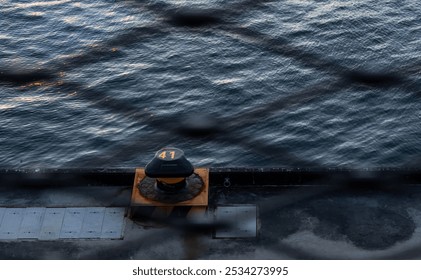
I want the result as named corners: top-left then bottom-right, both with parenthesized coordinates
top-left (0, 0), bottom-right (420, 168)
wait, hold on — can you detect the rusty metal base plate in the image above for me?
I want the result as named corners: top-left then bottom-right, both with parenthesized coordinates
top-left (131, 168), bottom-right (209, 207)
top-left (138, 173), bottom-right (204, 203)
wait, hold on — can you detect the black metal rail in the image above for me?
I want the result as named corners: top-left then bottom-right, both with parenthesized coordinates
top-left (1, 168), bottom-right (421, 187)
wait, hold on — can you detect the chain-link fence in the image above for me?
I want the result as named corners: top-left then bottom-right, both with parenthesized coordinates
top-left (1, 0), bottom-right (421, 259)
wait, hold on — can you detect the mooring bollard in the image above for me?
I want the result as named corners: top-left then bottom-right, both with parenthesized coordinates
top-left (130, 147), bottom-right (209, 222)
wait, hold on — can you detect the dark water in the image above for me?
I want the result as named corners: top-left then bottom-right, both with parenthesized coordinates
top-left (1, 0), bottom-right (420, 168)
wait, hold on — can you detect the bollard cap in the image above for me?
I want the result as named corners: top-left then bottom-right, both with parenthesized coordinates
top-left (145, 147), bottom-right (194, 178)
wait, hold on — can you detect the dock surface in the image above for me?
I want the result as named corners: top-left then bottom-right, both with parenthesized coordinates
top-left (1, 168), bottom-right (421, 259)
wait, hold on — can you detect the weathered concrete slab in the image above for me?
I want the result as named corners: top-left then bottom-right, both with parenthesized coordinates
top-left (0, 207), bottom-right (126, 240)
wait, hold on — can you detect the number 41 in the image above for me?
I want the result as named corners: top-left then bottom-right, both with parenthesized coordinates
top-left (158, 151), bottom-right (175, 159)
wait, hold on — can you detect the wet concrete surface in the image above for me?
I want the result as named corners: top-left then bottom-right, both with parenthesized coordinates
top-left (1, 169), bottom-right (421, 259)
